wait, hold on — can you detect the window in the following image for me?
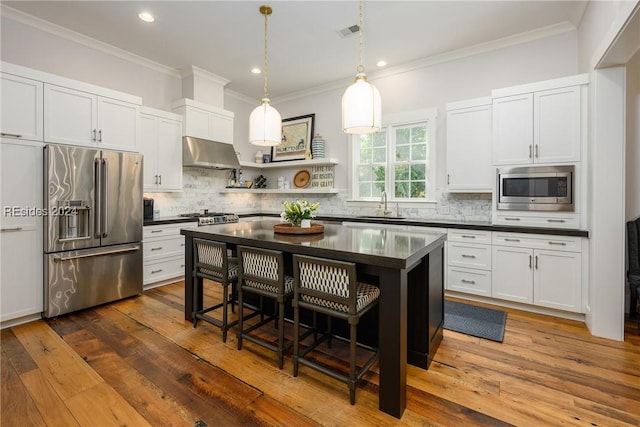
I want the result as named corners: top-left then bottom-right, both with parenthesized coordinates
top-left (350, 109), bottom-right (437, 202)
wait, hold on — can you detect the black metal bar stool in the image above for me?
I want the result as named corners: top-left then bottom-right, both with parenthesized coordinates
top-left (292, 254), bottom-right (380, 405)
top-left (236, 246), bottom-right (294, 369)
top-left (192, 238), bottom-right (238, 342)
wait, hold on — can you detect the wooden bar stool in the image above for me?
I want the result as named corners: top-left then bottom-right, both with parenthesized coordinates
top-left (192, 238), bottom-right (238, 343)
top-left (292, 254), bottom-right (380, 405)
top-left (236, 246), bottom-right (294, 369)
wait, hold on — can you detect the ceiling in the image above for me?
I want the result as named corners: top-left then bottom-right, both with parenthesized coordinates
top-left (2, 1), bottom-right (589, 100)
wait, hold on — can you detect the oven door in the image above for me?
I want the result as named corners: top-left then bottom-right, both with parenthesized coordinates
top-left (497, 166), bottom-right (573, 211)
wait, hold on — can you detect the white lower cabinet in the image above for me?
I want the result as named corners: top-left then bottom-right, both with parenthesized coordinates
top-left (143, 222), bottom-right (196, 288)
top-left (446, 229), bottom-right (492, 296)
top-left (0, 139), bottom-right (44, 324)
top-left (491, 232), bottom-right (583, 313)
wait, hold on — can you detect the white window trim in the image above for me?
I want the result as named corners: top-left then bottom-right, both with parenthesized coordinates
top-left (348, 108), bottom-right (438, 206)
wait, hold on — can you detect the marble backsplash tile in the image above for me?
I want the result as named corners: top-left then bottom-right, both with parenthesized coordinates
top-left (146, 168), bottom-right (492, 222)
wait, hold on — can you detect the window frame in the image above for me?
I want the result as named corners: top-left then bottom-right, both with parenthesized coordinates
top-left (348, 108), bottom-right (438, 205)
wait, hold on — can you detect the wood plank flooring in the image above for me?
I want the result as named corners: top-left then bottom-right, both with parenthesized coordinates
top-left (2, 281), bottom-right (639, 426)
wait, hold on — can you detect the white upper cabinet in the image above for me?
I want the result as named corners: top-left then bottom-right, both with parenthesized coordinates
top-left (172, 98), bottom-right (234, 145)
top-left (140, 107), bottom-right (183, 192)
top-left (44, 83), bottom-right (140, 151)
top-left (492, 74), bottom-right (586, 165)
top-left (446, 97), bottom-right (493, 192)
top-left (1, 73), bottom-right (43, 142)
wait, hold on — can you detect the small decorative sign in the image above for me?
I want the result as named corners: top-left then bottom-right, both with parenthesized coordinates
top-left (310, 165), bottom-right (334, 189)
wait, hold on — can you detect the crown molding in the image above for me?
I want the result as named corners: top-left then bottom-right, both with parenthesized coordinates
top-left (1, 5), bottom-right (182, 79)
top-left (274, 21), bottom-right (577, 104)
top-left (181, 65), bottom-right (230, 86)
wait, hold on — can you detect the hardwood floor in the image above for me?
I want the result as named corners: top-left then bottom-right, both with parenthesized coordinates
top-left (2, 281), bottom-right (639, 426)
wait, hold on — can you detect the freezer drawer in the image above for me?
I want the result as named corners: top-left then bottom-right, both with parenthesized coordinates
top-left (44, 243), bottom-right (142, 317)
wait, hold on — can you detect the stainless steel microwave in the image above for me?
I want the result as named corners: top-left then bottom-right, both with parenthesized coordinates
top-left (497, 165), bottom-right (574, 212)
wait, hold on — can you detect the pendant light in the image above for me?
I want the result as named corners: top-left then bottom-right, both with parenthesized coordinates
top-left (341, 0), bottom-right (381, 135)
top-left (250, 5), bottom-right (282, 146)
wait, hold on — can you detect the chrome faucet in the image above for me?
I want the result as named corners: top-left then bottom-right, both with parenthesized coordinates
top-left (379, 191), bottom-right (393, 217)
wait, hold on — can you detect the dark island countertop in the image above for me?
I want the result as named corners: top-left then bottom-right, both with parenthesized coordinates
top-left (181, 219), bottom-right (447, 269)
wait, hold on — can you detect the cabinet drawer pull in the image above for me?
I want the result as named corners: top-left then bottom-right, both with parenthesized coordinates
top-left (461, 254), bottom-right (476, 259)
top-left (1, 226), bottom-right (23, 232)
top-left (504, 217), bottom-right (520, 221)
top-left (504, 238), bottom-right (520, 242)
top-left (151, 269), bottom-right (163, 274)
top-left (548, 241), bottom-right (566, 246)
top-left (150, 230), bottom-right (163, 233)
top-left (461, 235), bottom-right (476, 239)
top-left (1, 132), bottom-right (22, 138)
top-left (547, 219), bottom-right (566, 223)
top-left (150, 247), bottom-right (163, 251)
top-left (461, 279), bottom-right (476, 284)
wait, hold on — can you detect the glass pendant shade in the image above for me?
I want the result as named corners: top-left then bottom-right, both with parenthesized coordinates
top-left (249, 98), bottom-right (282, 146)
top-left (342, 72), bottom-right (381, 134)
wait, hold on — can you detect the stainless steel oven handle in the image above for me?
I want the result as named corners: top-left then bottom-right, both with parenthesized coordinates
top-left (53, 245), bottom-right (140, 262)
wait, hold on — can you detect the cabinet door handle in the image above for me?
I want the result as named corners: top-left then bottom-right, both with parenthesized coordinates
top-left (535, 255), bottom-right (538, 269)
top-left (151, 269), bottom-right (163, 274)
top-left (461, 254), bottom-right (476, 259)
top-left (181, 243), bottom-right (185, 247)
top-left (150, 247), bottom-right (163, 251)
top-left (92, 129), bottom-right (97, 141)
top-left (150, 230), bottom-right (163, 233)
top-left (461, 235), bottom-right (476, 239)
top-left (548, 241), bottom-right (566, 246)
top-left (461, 279), bottom-right (476, 284)
top-left (98, 129), bottom-right (102, 142)
top-left (0, 226), bottom-right (23, 232)
top-left (504, 217), bottom-right (520, 221)
top-left (1, 132), bottom-right (22, 138)
top-left (159, 175), bottom-right (162, 185)
top-left (180, 264), bottom-right (185, 268)
top-left (447, 174), bottom-right (450, 185)
top-left (529, 255), bottom-right (532, 269)
top-left (505, 238), bottom-right (520, 242)
top-left (535, 144), bottom-right (539, 158)
top-left (529, 145), bottom-right (532, 158)
top-left (547, 219), bottom-right (566, 223)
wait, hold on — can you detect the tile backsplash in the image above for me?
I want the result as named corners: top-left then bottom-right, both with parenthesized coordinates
top-left (146, 168), bottom-right (492, 222)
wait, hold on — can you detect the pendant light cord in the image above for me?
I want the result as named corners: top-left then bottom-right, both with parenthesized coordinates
top-left (357, 0), bottom-right (364, 73)
top-left (263, 8), bottom-right (269, 99)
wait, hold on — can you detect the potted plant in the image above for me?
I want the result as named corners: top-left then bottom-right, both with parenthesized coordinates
top-left (280, 200), bottom-right (319, 227)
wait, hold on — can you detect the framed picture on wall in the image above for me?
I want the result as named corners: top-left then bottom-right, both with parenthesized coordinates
top-left (271, 114), bottom-right (315, 162)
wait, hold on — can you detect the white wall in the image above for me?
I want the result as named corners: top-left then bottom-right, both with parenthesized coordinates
top-left (0, 16), bottom-right (182, 110)
top-left (626, 50), bottom-right (640, 221)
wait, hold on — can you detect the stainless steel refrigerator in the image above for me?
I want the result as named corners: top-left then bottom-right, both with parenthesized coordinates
top-left (44, 144), bottom-right (143, 317)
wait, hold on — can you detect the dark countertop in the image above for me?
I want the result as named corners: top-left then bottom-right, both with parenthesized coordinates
top-left (144, 213), bottom-right (588, 237)
top-left (143, 216), bottom-right (198, 226)
top-left (181, 219), bottom-right (446, 269)
top-left (241, 213), bottom-right (589, 238)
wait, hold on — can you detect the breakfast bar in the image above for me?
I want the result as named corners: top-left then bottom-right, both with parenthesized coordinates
top-left (181, 220), bottom-right (446, 419)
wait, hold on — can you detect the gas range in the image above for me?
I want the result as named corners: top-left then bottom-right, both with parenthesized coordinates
top-left (178, 211), bottom-right (239, 226)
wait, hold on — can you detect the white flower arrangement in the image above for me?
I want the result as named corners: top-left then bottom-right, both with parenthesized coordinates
top-left (280, 200), bottom-right (320, 226)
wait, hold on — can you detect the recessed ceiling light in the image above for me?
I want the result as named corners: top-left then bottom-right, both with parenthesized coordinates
top-left (376, 60), bottom-right (387, 67)
top-left (251, 67), bottom-right (262, 74)
top-left (138, 11), bottom-right (155, 23)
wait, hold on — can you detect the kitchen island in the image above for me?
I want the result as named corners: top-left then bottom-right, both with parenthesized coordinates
top-left (181, 220), bottom-right (446, 419)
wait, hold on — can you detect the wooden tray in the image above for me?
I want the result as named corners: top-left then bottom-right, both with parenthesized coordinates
top-left (273, 223), bottom-right (324, 234)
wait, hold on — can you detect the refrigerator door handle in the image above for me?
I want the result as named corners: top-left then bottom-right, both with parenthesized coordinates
top-left (53, 245), bottom-right (140, 262)
top-left (94, 157), bottom-right (102, 238)
top-left (102, 158), bottom-right (108, 238)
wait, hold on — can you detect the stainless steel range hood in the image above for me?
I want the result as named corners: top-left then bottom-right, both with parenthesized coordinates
top-left (182, 136), bottom-right (240, 170)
